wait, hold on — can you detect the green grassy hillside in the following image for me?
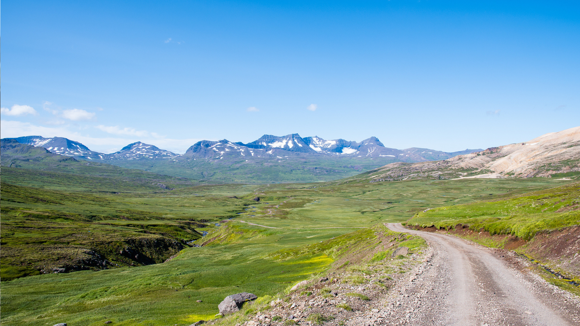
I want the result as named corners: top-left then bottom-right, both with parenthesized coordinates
top-left (1, 162), bottom-right (570, 325)
top-left (407, 182), bottom-right (580, 240)
top-left (406, 182), bottom-right (580, 293)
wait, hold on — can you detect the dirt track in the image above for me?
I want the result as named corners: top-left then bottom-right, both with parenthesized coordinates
top-left (354, 223), bottom-right (580, 326)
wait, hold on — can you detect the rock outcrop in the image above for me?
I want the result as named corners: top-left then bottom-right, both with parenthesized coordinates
top-left (218, 292), bottom-right (258, 315)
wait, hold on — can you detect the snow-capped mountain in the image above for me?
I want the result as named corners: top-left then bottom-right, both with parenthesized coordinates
top-left (183, 138), bottom-right (311, 159)
top-left (303, 136), bottom-right (356, 154)
top-left (7, 137), bottom-right (177, 161)
top-left (9, 136), bottom-right (101, 159)
top-left (184, 134), bottom-right (480, 161)
top-left (106, 142), bottom-right (178, 160)
top-left (245, 134), bottom-right (314, 153)
top-left (6, 134), bottom-right (481, 164)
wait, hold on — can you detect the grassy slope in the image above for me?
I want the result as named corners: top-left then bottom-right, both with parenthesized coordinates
top-left (1, 168), bottom-right (259, 280)
top-left (406, 182), bottom-right (580, 294)
top-left (407, 182), bottom-right (580, 240)
top-left (1, 165), bottom-right (571, 326)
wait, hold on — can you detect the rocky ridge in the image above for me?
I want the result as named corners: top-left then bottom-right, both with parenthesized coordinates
top-left (367, 126), bottom-right (580, 182)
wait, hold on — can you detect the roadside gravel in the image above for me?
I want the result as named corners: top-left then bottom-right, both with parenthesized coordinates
top-left (352, 223), bottom-right (580, 326)
top-left (224, 223), bottom-right (580, 326)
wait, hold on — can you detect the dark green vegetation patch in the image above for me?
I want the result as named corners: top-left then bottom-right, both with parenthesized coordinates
top-left (1, 150), bottom-right (574, 325)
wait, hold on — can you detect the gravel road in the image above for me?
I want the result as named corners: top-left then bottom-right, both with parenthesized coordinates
top-left (349, 223), bottom-right (580, 326)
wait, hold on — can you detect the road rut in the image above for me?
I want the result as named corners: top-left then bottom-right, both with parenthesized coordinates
top-left (360, 223), bottom-right (580, 325)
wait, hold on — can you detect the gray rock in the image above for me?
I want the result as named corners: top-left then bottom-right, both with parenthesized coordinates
top-left (190, 321), bottom-right (205, 326)
top-left (218, 296), bottom-right (239, 315)
top-left (218, 292), bottom-right (258, 315)
top-left (54, 324), bottom-right (67, 326)
top-left (229, 292), bottom-right (257, 303)
top-left (392, 247), bottom-right (409, 257)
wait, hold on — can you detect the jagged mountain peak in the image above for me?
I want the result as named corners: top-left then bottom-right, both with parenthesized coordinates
top-left (246, 133), bottom-right (313, 153)
top-left (360, 136), bottom-right (384, 147)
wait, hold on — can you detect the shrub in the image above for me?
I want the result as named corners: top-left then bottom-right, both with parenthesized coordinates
top-left (345, 292), bottom-right (370, 301)
top-left (306, 313), bottom-right (333, 325)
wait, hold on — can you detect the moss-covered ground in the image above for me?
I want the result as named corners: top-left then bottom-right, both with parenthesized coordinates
top-left (407, 182), bottom-right (580, 240)
top-left (1, 164), bottom-right (573, 325)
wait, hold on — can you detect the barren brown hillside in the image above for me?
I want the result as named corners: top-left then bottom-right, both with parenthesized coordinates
top-left (366, 126), bottom-right (580, 182)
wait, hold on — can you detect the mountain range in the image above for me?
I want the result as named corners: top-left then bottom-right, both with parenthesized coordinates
top-left (3, 129), bottom-right (579, 183)
top-left (3, 134), bottom-right (481, 183)
top-left (7, 134), bottom-right (479, 163)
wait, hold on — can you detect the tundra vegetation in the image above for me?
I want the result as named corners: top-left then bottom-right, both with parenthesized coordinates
top-left (1, 155), bottom-right (578, 325)
top-left (407, 181), bottom-right (580, 293)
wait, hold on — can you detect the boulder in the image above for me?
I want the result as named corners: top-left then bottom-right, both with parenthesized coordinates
top-left (218, 296), bottom-right (239, 315)
top-left (229, 292), bottom-right (257, 303)
top-left (253, 197), bottom-right (260, 202)
top-left (53, 324), bottom-right (67, 326)
top-left (392, 247), bottom-right (409, 257)
top-left (218, 292), bottom-right (257, 315)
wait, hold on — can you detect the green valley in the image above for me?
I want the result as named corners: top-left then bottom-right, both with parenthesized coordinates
top-left (1, 160), bottom-right (573, 325)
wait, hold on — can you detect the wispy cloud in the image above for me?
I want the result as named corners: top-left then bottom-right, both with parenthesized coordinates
top-left (486, 110), bottom-right (500, 116)
top-left (165, 37), bottom-right (172, 43)
top-left (62, 108), bottom-right (96, 121)
top-left (1, 104), bottom-right (37, 116)
top-left (307, 104), bottom-right (317, 111)
top-left (43, 101), bottom-right (60, 115)
top-left (247, 107), bottom-right (259, 112)
top-left (96, 125), bottom-right (149, 137)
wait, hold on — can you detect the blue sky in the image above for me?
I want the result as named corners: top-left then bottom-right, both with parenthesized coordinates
top-left (2, 0), bottom-right (579, 153)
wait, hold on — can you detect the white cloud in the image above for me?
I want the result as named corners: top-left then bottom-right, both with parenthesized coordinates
top-left (1, 104), bottom-right (37, 116)
top-left (247, 107), bottom-right (259, 112)
top-left (62, 108), bottom-right (96, 121)
top-left (486, 110), bottom-right (500, 116)
top-left (96, 125), bottom-right (149, 137)
top-left (42, 101), bottom-right (62, 115)
top-left (307, 104), bottom-right (317, 111)
top-left (165, 37), bottom-right (172, 43)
